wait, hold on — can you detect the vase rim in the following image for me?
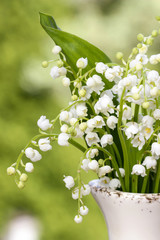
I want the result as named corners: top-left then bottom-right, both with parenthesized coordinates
top-left (89, 179), bottom-right (160, 197)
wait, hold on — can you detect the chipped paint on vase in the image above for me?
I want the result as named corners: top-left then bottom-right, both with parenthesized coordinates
top-left (89, 180), bottom-right (160, 240)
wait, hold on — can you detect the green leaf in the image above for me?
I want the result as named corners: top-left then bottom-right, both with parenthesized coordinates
top-left (39, 12), bottom-right (113, 89)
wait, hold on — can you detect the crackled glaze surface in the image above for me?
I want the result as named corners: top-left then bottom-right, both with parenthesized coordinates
top-left (89, 180), bottom-right (160, 240)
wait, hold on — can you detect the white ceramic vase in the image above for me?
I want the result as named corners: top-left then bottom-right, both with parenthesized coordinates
top-left (89, 180), bottom-right (160, 240)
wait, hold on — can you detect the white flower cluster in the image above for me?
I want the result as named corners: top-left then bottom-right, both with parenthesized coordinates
top-left (9, 26), bottom-right (160, 224)
top-left (63, 175), bottom-right (90, 223)
top-left (7, 116), bottom-right (53, 189)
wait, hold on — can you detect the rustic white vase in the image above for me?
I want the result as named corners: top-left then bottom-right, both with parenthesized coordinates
top-left (89, 180), bottom-right (160, 240)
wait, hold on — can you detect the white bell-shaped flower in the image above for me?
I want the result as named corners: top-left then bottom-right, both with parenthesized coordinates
top-left (38, 138), bottom-right (52, 152)
top-left (142, 156), bottom-right (157, 169)
top-left (37, 116), bottom-right (52, 131)
top-left (131, 164), bottom-right (146, 177)
top-left (63, 176), bottom-right (75, 190)
top-left (58, 133), bottom-right (70, 146)
top-left (108, 178), bottom-right (121, 190)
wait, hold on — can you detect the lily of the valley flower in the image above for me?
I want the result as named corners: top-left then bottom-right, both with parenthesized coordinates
top-left (101, 134), bottom-right (113, 147)
top-left (86, 75), bottom-right (105, 94)
top-left (63, 176), bottom-right (75, 189)
top-left (88, 160), bottom-right (99, 171)
top-left (80, 206), bottom-right (89, 215)
top-left (37, 116), bottom-right (52, 131)
top-left (74, 215), bottom-right (83, 224)
top-left (95, 62), bottom-right (108, 74)
top-left (142, 156), bottom-right (157, 169)
top-left (131, 164), bottom-right (146, 177)
top-left (25, 147), bottom-right (42, 162)
top-left (85, 132), bottom-right (100, 146)
top-left (151, 142), bottom-right (160, 158)
top-left (107, 116), bottom-right (118, 130)
top-left (25, 162), bottom-right (34, 173)
top-left (58, 133), bottom-right (70, 146)
top-left (108, 178), bottom-right (121, 190)
top-left (52, 45), bottom-right (62, 54)
top-left (76, 57), bottom-right (88, 69)
top-left (38, 138), bottom-right (52, 152)
top-left (98, 166), bottom-right (113, 177)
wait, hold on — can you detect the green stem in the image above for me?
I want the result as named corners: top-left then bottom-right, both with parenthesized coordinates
top-left (104, 126), bottom-right (122, 167)
top-left (68, 139), bottom-right (86, 152)
top-left (112, 143), bottom-right (122, 167)
top-left (141, 169), bottom-right (150, 193)
top-left (77, 168), bottom-right (81, 215)
top-left (96, 146), bottom-right (126, 191)
top-left (51, 100), bottom-right (84, 124)
top-left (133, 104), bottom-right (139, 122)
top-left (16, 133), bottom-right (57, 170)
top-left (117, 87), bottom-right (130, 191)
top-left (154, 160), bottom-right (160, 193)
top-left (132, 175), bottom-right (138, 193)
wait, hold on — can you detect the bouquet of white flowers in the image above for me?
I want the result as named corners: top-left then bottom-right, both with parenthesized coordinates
top-left (7, 13), bottom-right (160, 224)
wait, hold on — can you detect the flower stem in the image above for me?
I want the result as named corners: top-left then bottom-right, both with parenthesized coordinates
top-left (132, 175), bottom-right (138, 193)
top-left (154, 160), bottom-right (160, 193)
top-left (133, 104), bottom-right (139, 122)
top-left (117, 87), bottom-right (130, 191)
top-left (96, 146), bottom-right (126, 191)
top-left (141, 169), bottom-right (150, 193)
top-left (112, 143), bottom-right (122, 167)
top-left (68, 139), bottom-right (86, 153)
top-left (16, 133), bottom-right (58, 170)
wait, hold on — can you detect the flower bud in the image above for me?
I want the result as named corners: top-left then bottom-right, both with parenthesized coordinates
top-left (146, 38), bottom-right (154, 45)
top-left (98, 159), bottom-right (104, 166)
top-left (7, 167), bottom-right (16, 176)
top-left (79, 89), bottom-right (86, 97)
top-left (137, 43), bottom-right (142, 48)
top-left (18, 181), bottom-right (25, 189)
top-left (137, 33), bottom-right (144, 42)
top-left (132, 48), bottom-right (138, 55)
top-left (79, 122), bottom-right (87, 131)
top-left (152, 30), bottom-right (158, 37)
top-left (156, 16), bottom-right (160, 21)
top-left (71, 95), bottom-right (78, 101)
top-left (42, 61), bottom-right (49, 68)
top-left (20, 173), bottom-right (28, 182)
top-left (142, 101), bottom-right (150, 109)
top-left (116, 52), bottom-right (123, 60)
top-left (57, 60), bottom-right (63, 67)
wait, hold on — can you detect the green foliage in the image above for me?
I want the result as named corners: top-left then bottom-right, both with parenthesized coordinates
top-left (40, 13), bottom-right (112, 89)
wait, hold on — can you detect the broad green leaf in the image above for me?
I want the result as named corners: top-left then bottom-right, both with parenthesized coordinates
top-left (39, 12), bottom-right (113, 89)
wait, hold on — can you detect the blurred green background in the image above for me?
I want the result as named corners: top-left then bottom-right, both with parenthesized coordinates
top-left (1, 0), bottom-right (160, 239)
